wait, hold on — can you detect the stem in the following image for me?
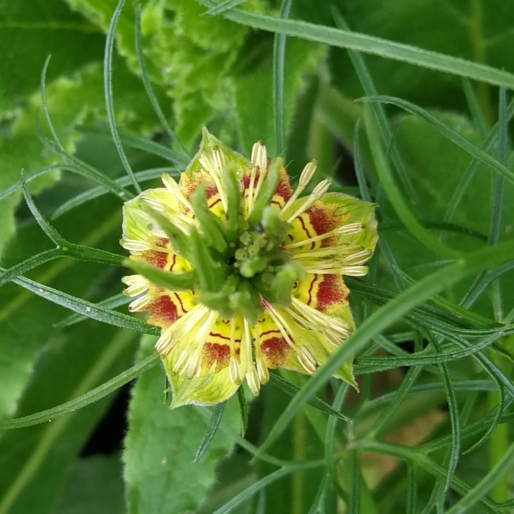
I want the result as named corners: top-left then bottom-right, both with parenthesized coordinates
top-left (468, 0), bottom-right (493, 126)
top-left (291, 412), bottom-right (306, 514)
top-left (488, 392), bottom-right (509, 503)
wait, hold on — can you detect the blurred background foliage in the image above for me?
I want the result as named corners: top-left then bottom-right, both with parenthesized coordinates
top-left (1, 0), bottom-right (514, 513)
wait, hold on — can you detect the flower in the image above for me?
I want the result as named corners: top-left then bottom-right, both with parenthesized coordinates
top-left (121, 128), bottom-right (377, 407)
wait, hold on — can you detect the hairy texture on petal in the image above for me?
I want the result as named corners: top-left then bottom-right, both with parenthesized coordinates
top-left (166, 365), bottom-right (239, 408)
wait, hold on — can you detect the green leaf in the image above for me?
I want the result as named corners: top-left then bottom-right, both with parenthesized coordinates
top-left (63, 0), bottom-right (265, 148)
top-left (123, 336), bottom-right (240, 514)
top-left (0, 0), bottom-right (103, 112)
top-left (235, 37), bottom-right (323, 157)
top-left (197, 0), bottom-right (514, 90)
top-left (0, 323), bottom-right (137, 514)
top-left (0, 355), bottom-right (158, 430)
top-left (0, 197), bottom-right (126, 422)
top-left (53, 455), bottom-right (125, 514)
top-left (0, 59), bottom-right (165, 257)
top-left (326, 1), bottom-right (514, 114)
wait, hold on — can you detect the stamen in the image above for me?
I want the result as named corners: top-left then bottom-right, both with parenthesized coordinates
top-left (251, 141), bottom-right (267, 170)
top-left (286, 179), bottom-right (331, 223)
top-left (342, 250), bottom-right (372, 265)
top-left (213, 148), bottom-right (226, 173)
top-left (246, 166), bottom-right (258, 214)
top-left (161, 173), bottom-right (193, 212)
top-left (253, 328), bottom-right (269, 384)
top-left (246, 365), bottom-right (261, 396)
top-left (155, 328), bottom-right (176, 355)
top-left (280, 160), bottom-right (317, 214)
top-left (264, 304), bottom-right (299, 352)
top-left (303, 265), bottom-right (368, 276)
top-left (292, 245), bottom-right (367, 260)
top-left (173, 349), bottom-right (190, 374)
top-left (283, 224), bottom-right (364, 250)
top-left (186, 349), bottom-right (202, 379)
top-left (155, 305), bottom-right (209, 356)
top-left (228, 318), bottom-right (241, 385)
top-left (199, 153), bottom-right (228, 211)
top-left (122, 275), bottom-right (150, 296)
top-left (229, 357), bottom-right (241, 386)
top-left (121, 239), bottom-right (154, 252)
top-left (238, 319), bottom-right (253, 381)
top-left (298, 346), bottom-right (317, 374)
top-left (141, 198), bottom-right (195, 230)
top-left (184, 311), bottom-right (218, 378)
top-left (288, 298), bottom-right (350, 348)
top-left (128, 294), bottom-right (153, 312)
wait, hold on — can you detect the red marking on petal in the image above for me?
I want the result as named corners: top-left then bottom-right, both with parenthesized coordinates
top-left (274, 168), bottom-right (293, 204)
top-left (147, 295), bottom-right (179, 327)
top-left (304, 203), bottom-right (341, 247)
top-left (316, 274), bottom-right (349, 313)
top-left (141, 250), bottom-right (167, 269)
top-left (203, 343), bottom-right (230, 372)
top-left (180, 173), bottom-right (219, 200)
top-left (242, 169), bottom-right (260, 190)
top-left (261, 336), bottom-right (291, 368)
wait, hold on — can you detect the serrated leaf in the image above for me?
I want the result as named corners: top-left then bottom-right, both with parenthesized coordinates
top-left (123, 335), bottom-right (240, 514)
top-left (0, 59), bottom-right (163, 257)
top-left (63, 0), bottom-right (267, 148)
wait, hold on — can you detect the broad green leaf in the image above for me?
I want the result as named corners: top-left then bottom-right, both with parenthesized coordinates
top-left (0, 0), bottom-right (103, 113)
top-left (123, 335), bottom-right (240, 514)
top-left (394, 112), bottom-right (513, 246)
top-left (53, 455), bottom-right (125, 514)
top-left (0, 322), bottom-right (137, 514)
top-left (390, 112), bottom-right (514, 314)
top-left (234, 37), bottom-right (324, 157)
top-left (306, 0), bottom-right (514, 115)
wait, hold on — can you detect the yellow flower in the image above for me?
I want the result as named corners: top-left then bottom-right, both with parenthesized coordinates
top-left (121, 128), bottom-right (377, 407)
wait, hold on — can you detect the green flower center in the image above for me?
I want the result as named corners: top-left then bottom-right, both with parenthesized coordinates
top-left (136, 157), bottom-right (306, 325)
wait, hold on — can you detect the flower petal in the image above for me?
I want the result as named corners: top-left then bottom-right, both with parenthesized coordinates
top-left (273, 308), bottom-right (357, 387)
top-left (184, 126), bottom-right (251, 178)
top-left (321, 192), bottom-right (378, 253)
top-left (166, 364), bottom-right (239, 408)
top-left (293, 273), bottom-right (350, 314)
top-left (255, 312), bottom-right (295, 369)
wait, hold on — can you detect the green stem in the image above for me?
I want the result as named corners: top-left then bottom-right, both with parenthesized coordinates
top-left (291, 413), bottom-right (306, 514)
top-left (488, 392), bottom-right (509, 503)
top-left (469, 0), bottom-right (493, 126)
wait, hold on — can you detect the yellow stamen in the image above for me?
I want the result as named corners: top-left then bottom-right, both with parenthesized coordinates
top-left (298, 346), bottom-right (317, 374)
top-left (251, 141), bottom-right (267, 170)
top-left (282, 223), bottom-right (363, 250)
top-left (280, 160), bottom-right (317, 214)
top-left (128, 294), bottom-right (153, 312)
top-left (122, 275), bottom-right (150, 296)
top-left (253, 328), bottom-right (269, 384)
top-left (285, 179), bottom-right (331, 223)
top-left (161, 173), bottom-right (193, 212)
